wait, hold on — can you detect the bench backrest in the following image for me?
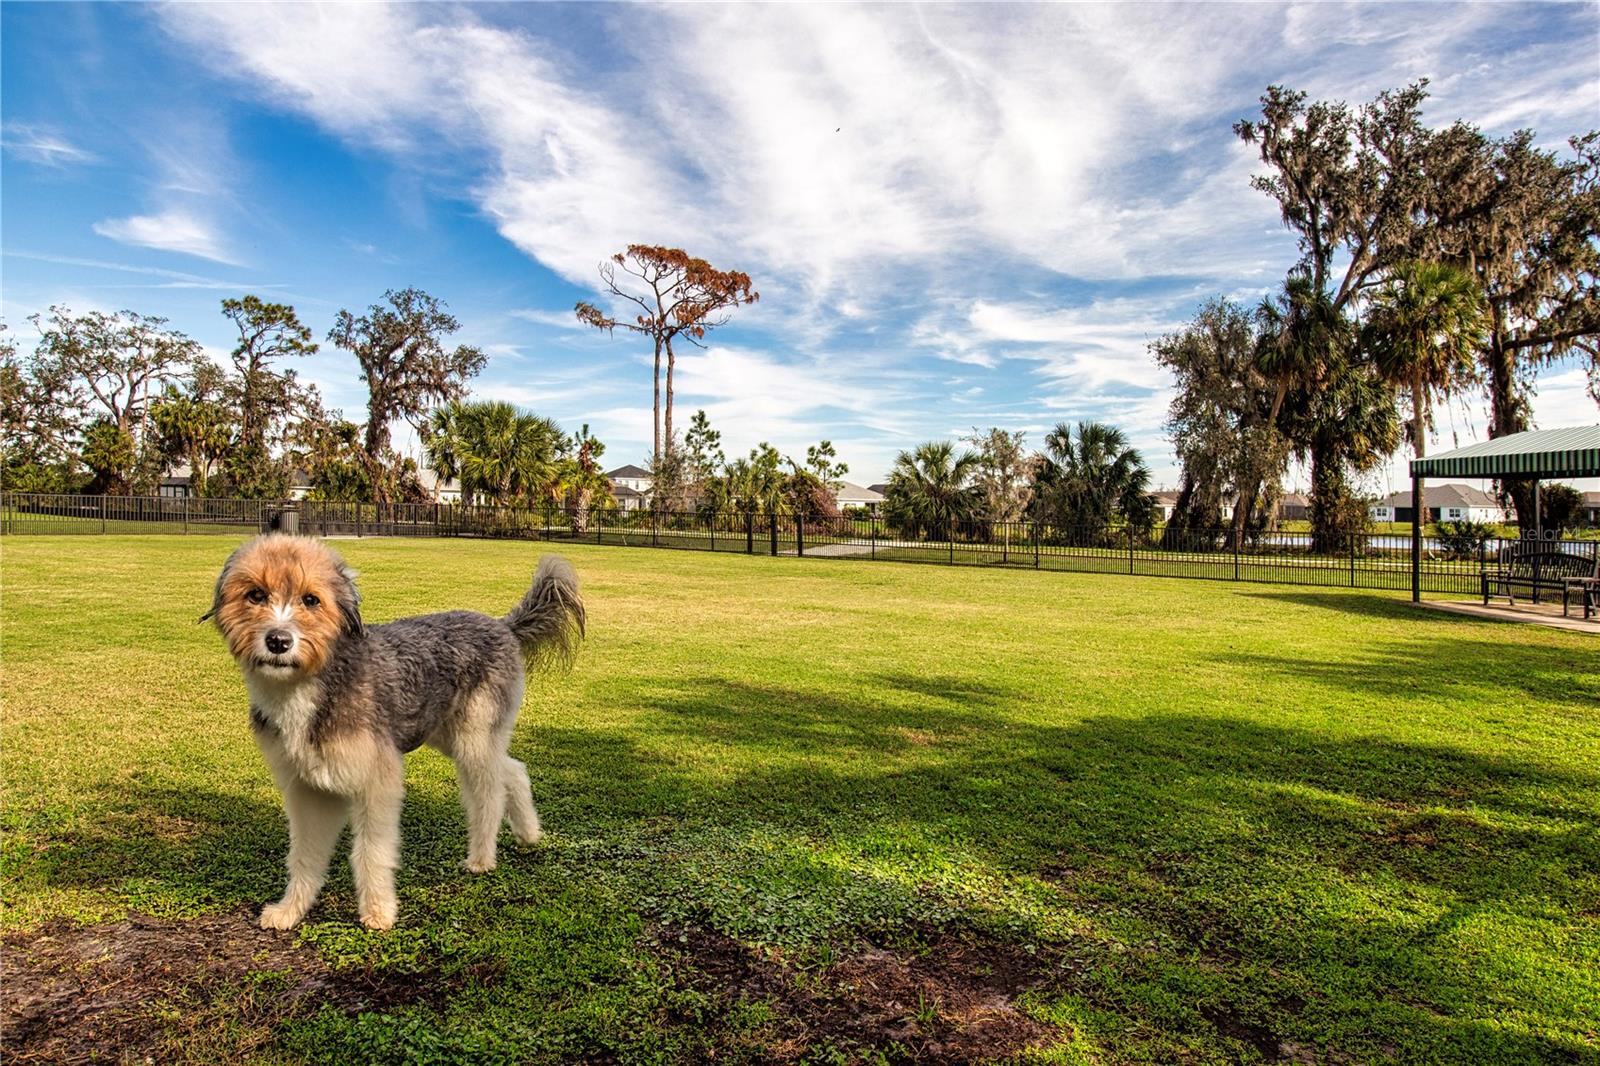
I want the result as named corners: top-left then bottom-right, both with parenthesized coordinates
top-left (1499, 548), bottom-right (1599, 579)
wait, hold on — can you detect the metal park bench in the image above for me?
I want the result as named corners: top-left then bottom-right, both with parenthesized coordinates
top-left (1481, 544), bottom-right (1600, 618)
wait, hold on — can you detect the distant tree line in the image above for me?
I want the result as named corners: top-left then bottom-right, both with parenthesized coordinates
top-left (3, 288), bottom-right (541, 506)
top-left (880, 422), bottom-right (1154, 546)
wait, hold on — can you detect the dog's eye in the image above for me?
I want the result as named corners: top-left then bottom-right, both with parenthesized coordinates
top-left (302, 594), bottom-right (321, 609)
top-left (245, 588), bottom-right (268, 605)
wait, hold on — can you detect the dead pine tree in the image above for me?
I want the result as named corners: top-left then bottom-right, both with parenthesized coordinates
top-left (575, 246), bottom-right (757, 459)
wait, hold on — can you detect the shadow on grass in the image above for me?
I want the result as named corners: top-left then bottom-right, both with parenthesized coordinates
top-left (21, 660), bottom-right (1598, 1063)
top-left (1212, 630), bottom-right (1597, 708)
top-left (1239, 589), bottom-right (1430, 621)
top-left (613, 673), bottom-right (1598, 1062)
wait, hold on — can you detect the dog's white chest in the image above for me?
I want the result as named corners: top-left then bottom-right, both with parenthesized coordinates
top-left (247, 676), bottom-right (344, 791)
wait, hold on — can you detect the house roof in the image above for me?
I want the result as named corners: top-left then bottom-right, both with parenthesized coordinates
top-left (1377, 484), bottom-right (1503, 509)
top-left (1151, 490), bottom-right (1181, 504)
top-left (1280, 492), bottom-right (1311, 506)
top-left (1410, 424), bottom-right (1600, 480)
top-left (611, 484), bottom-right (644, 499)
top-left (832, 480), bottom-right (884, 504)
top-left (867, 483), bottom-right (889, 495)
top-left (606, 464), bottom-right (652, 479)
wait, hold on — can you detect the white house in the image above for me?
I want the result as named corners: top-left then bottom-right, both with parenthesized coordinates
top-left (417, 465), bottom-right (462, 504)
top-left (606, 464), bottom-right (652, 511)
top-left (1150, 490), bottom-right (1181, 522)
top-left (1370, 484), bottom-right (1510, 524)
top-left (832, 480), bottom-right (885, 515)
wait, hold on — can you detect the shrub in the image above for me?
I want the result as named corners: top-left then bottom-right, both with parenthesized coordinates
top-left (1432, 519), bottom-right (1495, 559)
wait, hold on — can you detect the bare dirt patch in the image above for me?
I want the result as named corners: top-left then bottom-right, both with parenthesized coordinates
top-left (657, 924), bottom-right (1061, 1063)
top-left (2, 910), bottom-right (472, 1065)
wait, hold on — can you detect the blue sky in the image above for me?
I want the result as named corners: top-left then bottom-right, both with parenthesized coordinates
top-left (3, 2), bottom-right (1597, 489)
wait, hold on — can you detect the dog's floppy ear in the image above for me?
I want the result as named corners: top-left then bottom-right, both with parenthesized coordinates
top-left (336, 562), bottom-right (365, 637)
top-left (199, 545), bottom-right (244, 624)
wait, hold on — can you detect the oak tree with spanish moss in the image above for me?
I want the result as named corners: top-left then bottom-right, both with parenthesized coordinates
top-left (328, 288), bottom-right (486, 502)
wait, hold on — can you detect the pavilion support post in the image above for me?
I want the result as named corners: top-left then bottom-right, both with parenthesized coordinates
top-left (1411, 470), bottom-right (1423, 603)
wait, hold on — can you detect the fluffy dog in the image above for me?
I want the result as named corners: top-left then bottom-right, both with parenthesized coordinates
top-left (203, 534), bottom-right (584, 931)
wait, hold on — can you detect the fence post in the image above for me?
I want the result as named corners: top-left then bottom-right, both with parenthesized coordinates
top-left (709, 512), bottom-right (716, 551)
top-left (1128, 524), bottom-right (1135, 575)
top-left (871, 515), bottom-right (876, 560)
top-left (597, 510), bottom-right (603, 545)
top-left (769, 512), bottom-right (778, 556)
top-left (746, 511), bottom-right (754, 554)
top-left (101, 495), bottom-right (107, 534)
top-left (949, 523), bottom-right (955, 565)
top-left (796, 512), bottom-right (805, 556)
top-left (652, 509), bottom-right (659, 548)
top-left (1349, 533), bottom-right (1357, 588)
top-left (1033, 519), bottom-right (1040, 569)
top-left (1232, 530), bottom-right (1240, 581)
top-left (183, 494), bottom-right (190, 535)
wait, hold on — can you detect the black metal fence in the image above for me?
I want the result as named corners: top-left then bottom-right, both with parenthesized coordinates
top-left (5, 491), bottom-right (1595, 597)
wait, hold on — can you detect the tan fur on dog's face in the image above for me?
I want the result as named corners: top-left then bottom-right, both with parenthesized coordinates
top-left (206, 536), bottom-right (362, 679)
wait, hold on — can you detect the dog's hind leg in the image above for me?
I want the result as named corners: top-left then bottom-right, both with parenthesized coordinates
top-left (457, 747), bottom-right (509, 873)
top-left (260, 780), bottom-right (346, 931)
top-left (350, 751), bottom-right (405, 931)
top-left (502, 756), bottom-right (542, 844)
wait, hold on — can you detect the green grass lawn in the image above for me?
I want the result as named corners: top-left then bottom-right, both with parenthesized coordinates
top-left (2, 535), bottom-right (1596, 1064)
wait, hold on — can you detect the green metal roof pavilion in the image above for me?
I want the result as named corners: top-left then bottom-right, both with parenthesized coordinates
top-left (1409, 424), bottom-right (1600, 480)
top-left (1408, 424), bottom-right (1600, 602)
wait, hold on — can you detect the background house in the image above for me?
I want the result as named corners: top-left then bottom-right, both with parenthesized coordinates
top-left (1150, 490), bottom-right (1180, 522)
top-left (417, 466), bottom-right (462, 504)
top-left (1370, 484), bottom-right (1510, 524)
top-left (1278, 492), bottom-right (1311, 522)
top-left (832, 480), bottom-right (885, 515)
top-left (606, 464), bottom-right (652, 511)
top-left (158, 463), bottom-right (193, 498)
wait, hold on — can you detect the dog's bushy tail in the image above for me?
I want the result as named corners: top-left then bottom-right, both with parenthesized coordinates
top-left (504, 556), bottom-right (586, 669)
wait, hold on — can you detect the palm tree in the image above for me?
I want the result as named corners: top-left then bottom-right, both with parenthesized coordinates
top-left (552, 424), bottom-right (612, 533)
top-left (1246, 275), bottom-right (1354, 546)
top-left (1281, 358), bottom-right (1401, 553)
top-left (1365, 261), bottom-right (1487, 458)
top-left (883, 441), bottom-right (980, 542)
top-left (424, 400), bottom-right (562, 507)
top-left (1034, 421), bottom-right (1153, 543)
top-left (150, 387), bottom-right (231, 497)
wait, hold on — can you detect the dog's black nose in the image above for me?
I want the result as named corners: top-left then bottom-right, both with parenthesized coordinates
top-left (265, 630), bottom-right (294, 655)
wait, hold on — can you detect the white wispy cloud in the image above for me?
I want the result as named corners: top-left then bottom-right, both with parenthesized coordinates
top-left (507, 308), bottom-right (588, 330)
top-left (92, 208), bottom-right (240, 265)
top-left (1, 122), bottom-right (97, 166)
top-left (148, 1), bottom-right (1597, 481)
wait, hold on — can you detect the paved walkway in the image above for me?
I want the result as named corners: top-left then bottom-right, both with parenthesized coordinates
top-left (780, 542), bottom-right (878, 558)
top-left (1418, 599), bottom-right (1599, 635)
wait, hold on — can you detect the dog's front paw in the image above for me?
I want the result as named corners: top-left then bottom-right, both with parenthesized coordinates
top-left (358, 899), bottom-right (398, 931)
top-left (259, 901), bottom-right (304, 931)
top-left (463, 856), bottom-right (497, 874)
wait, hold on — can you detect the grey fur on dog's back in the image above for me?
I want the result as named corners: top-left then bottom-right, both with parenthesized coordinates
top-left (257, 556), bottom-right (586, 755)
top-left (309, 611), bottom-right (525, 753)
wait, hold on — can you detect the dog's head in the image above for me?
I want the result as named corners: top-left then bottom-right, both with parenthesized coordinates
top-left (202, 534), bottom-right (363, 681)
